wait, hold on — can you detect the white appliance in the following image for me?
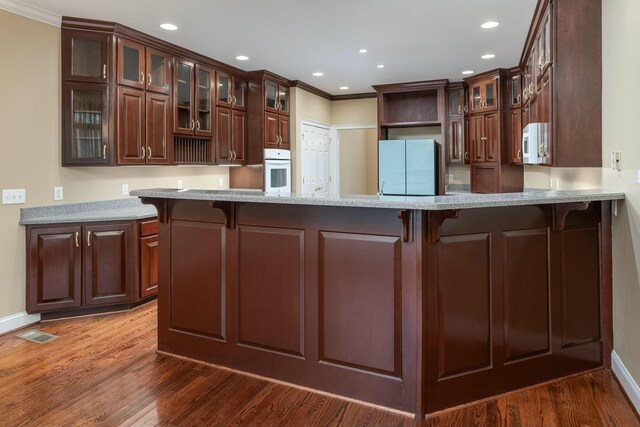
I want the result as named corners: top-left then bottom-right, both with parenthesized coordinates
top-left (522, 123), bottom-right (547, 164)
top-left (264, 149), bottom-right (291, 193)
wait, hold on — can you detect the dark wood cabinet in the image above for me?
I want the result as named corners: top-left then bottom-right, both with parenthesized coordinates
top-left (217, 72), bottom-right (247, 111)
top-left (469, 114), bottom-right (485, 163)
top-left (509, 109), bottom-right (523, 164)
top-left (469, 78), bottom-right (498, 113)
top-left (26, 218), bottom-right (157, 315)
top-left (63, 30), bottom-right (111, 84)
top-left (216, 72), bottom-right (247, 164)
top-left (117, 86), bottom-right (145, 164)
top-left (446, 84), bottom-right (467, 165)
top-left (117, 38), bottom-right (145, 90)
top-left (174, 59), bottom-right (215, 137)
top-left (469, 113), bottom-right (498, 163)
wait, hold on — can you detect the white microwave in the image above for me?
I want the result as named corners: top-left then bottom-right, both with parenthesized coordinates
top-left (522, 123), bottom-right (548, 164)
top-left (264, 149), bottom-right (291, 193)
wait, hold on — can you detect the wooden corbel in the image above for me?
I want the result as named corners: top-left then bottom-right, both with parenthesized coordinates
top-left (141, 198), bottom-right (168, 223)
top-left (397, 210), bottom-right (413, 242)
top-left (552, 202), bottom-right (590, 231)
top-left (211, 201), bottom-right (236, 229)
top-left (426, 210), bottom-right (459, 243)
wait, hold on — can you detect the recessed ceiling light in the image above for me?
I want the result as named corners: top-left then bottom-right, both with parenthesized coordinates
top-left (462, 70), bottom-right (474, 75)
top-left (160, 23), bottom-right (178, 31)
top-left (359, 49), bottom-right (368, 53)
top-left (339, 86), bottom-right (349, 90)
top-left (481, 53), bottom-right (496, 59)
top-left (312, 72), bottom-right (324, 77)
top-left (377, 64), bottom-right (385, 68)
top-left (481, 21), bottom-right (500, 29)
top-left (235, 55), bottom-right (249, 61)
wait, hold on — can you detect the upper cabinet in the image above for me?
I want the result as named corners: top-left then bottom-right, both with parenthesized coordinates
top-left (217, 72), bottom-right (248, 165)
top-left (264, 79), bottom-right (289, 116)
top-left (469, 78), bottom-right (498, 113)
top-left (63, 31), bottom-right (111, 84)
top-left (173, 59), bottom-right (214, 138)
top-left (217, 72), bottom-right (247, 111)
top-left (446, 83), bottom-right (468, 165)
top-left (117, 38), bottom-right (171, 95)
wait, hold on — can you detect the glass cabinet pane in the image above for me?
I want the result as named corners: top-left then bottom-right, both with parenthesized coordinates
top-left (234, 79), bottom-right (245, 108)
top-left (265, 82), bottom-right (277, 109)
top-left (197, 68), bottom-right (211, 132)
top-left (72, 38), bottom-right (103, 79)
top-left (511, 76), bottom-right (521, 105)
top-left (71, 90), bottom-right (103, 159)
top-left (218, 74), bottom-right (230, 104)
top-left (544, 16), bottom-right (551, 65)
top-left (472, 86), bottom-right (482, 110)
top-left (122, 45), bottom-right (141, 83)
top-left (278, 86), bottom-right (289, 113)
top-left (485, 83), bottom-right (495, 108)
top-left (149, 53), bottom-right (166, 89)
top-left (449, 90), bottom-right (462, 115)
top-left (176, 62), bottom-right (192, 129)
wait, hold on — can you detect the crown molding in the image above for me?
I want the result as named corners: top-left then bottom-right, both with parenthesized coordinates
top-left (0, 0), bottom-right (61, 27)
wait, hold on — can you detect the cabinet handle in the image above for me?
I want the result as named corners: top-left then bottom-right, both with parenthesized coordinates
top-left (517, 149), bottom-right (522, 160)
top-left (87, 231), bottom-right (91, 247)
top-left (140, 72), bottom-right (145, 84)
top-left (148, 73), bottom-right (152, 86)
top-left (148, 147), bottom-right (152, 159)
top-left (529, 82), bottom-right (535, 93)
top-left (142, 148), bottom-right (146, 160)
top-left (190, 119), bottom-right (195, 130)
top-left (102, 64), bottom-right (107, 79)
top-left (75, 232), bottom-right (79, 248)
top-left (233, 96), bottom-right (237, 105)
top-left (465, 151), bottom-right (469, 160)
top-left (481, 137), bottom-right (488, 141)
top-left (233, 150), bottom-right (236, 161)
top-left (102, 145), bottom-right (107, 160)
top-left (196, 120), bottom-right (201, 131)
top-left (458, 105), bottom-right (461, 114)
top-left (464, 104), bottom-right (468, 113)
top-left (517, 94), bottom-right (521, 103)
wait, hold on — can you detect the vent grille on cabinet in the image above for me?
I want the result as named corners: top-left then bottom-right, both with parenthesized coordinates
top-left (173, 137), bottom-right (213, 164)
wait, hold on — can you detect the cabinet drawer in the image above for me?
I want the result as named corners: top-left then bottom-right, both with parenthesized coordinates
top-left (140, 219), bottom-right (158, 236)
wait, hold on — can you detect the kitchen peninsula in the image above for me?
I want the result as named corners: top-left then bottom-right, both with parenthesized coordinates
top-left (132, 188), bottom-right (623, 417)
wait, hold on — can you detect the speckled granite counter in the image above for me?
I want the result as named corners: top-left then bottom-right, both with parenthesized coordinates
top-left (130, 188), bottom-right (624, 210)
top-left (20, 198), bottom-right (157, 225)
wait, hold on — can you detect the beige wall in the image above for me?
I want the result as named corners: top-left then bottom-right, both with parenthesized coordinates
top-left (338, 128), bottom-right (378, 195)
top-left (0, 10), bottom-right (230, 318)
top-left (331, 98), bottom-right (377, 125)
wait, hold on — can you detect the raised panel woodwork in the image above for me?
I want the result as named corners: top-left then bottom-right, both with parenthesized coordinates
top-left (278, 115), bottom-right (290, 149)
top-left (146, 92), bottom-right (171, 164)
top-left (264, 112), bottom-right (278, 148)
top-left (437, 233), bottom-right (492, 379)
top-left (319, 232), bottom-right (402, 376)
top-left (447, 117), bottom-right (464, 164)
top-left (139, 219), bottom-right (158, 237)
top-left (117, 86), bottom-right (145, 164)
top-left (140, 235), bottom-right (158, 299)
top-left (469, 115), bottom-right (485, 162)
top-left (217, 107), bottom-right (232, 162)
top-left (27, 226), bottom-right (82, 313)
top-left (232, 110), bottom-right (246, 162)
top-left (84, 223), bottom-right (133, 306)
top-left (485, 113), bottom-right (499, 162)
top-left (471, 164), bottom-right (499, 194)
top-left (237, 226), bottom-right (304, 356)
top-left (510, 109), bottom-right (523, 164)
top-left (503, 229), bottom-right (550, 362)
top-left (561, 227), bottom-right (601, 347)
top-left (170, 220), bottom-right (225, 340)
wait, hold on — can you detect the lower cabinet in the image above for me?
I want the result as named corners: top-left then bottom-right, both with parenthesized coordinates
top-left (26, 218), bottom-right (158, 315)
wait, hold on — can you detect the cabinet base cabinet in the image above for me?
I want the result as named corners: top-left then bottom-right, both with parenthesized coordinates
top-left (149, 198), bottom-right (610, 418)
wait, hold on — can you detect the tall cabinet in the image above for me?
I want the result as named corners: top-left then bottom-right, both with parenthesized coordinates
top-left (216, 72), bottom-right (247, 165)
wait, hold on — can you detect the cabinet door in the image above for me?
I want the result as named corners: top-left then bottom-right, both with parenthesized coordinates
top-left (264, 112), bottom-right (279, 148)
top-left (216, 72), bottom-right (232, 107)
top-left (447, 117), bottom-right (464, 164)
top-left (84, 223), bottom-right (133, 306)
top-left (464, 117), bottom-right (470, 164)
top-left (483, 80), bottom-right (498, 112)
top-left (117, 86), bottom-right (145, 165)
top-left (146, 48), bottom-right (171, 94)
top-left (278, 115), bottom-right (290, 149)
top-left (216, 107), bottom-right (232, 163)
top-left (195, 65), bottom-right (213, 137)
top-left (63, 31), bottom-right (110, 83)
top-left (510, 109), bottom-right (523, 164)
top-left (146, 92), bottom-right (171, 164)
top-left (174, 59), bottom-right (194, 135)
top-left (538, 74), bottom-right (552, 164)
top-left (117, 38), bottom-right (145, 89)
top-left (232, 77), bottom-right (247, 111)
top-left (485, 113), bottom-right (499, 162)
top-left (140, 235), bottom-right (158, 299)
top-left (522, 104), bottom-right (530, 130)
top-left (27, 226), bottom-right (82, 313)
top-left (278, 85), bottom-right (290, 115)
top-left (264, 79), bottom-right (279, 113)
top-left (62, 83), bottom-right (111, 165)
top-left (448, 88), bottom-right (464, 116)
top-left (232, 110), bottom-right (246, 163)
top-left (510, 75), bottom-right (522, 108)
top-left (469, 83), bottom-right (483, 113)
top-left (469, 115), bottom-right (485, 163)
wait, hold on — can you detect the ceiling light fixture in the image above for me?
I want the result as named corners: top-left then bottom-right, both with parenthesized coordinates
top-left (160, 23), bottom-right (178, 31)
top-left (481, 21), bottom-right (500, 29)
top-left (359, 49), bottom-right (368, 53)
top-left (235, 55), bottom-right (249, 61)
top-left (377, 64), bottom-right (385, 68)
top-left (339, 86), bottom-right (349, 90)
top-left (481, 53), bottom-right (496, 59)
top-left (312, 72), bottom-right (324, 77)
top-left (462, 70), bottom-right (474, 75)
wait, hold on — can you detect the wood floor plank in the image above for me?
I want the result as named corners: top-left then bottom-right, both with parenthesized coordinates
top-left (0, 301), bottom-right (637, 426)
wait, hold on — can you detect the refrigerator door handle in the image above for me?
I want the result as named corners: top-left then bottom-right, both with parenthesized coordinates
top-left (378, 181), bottom-right (385, 196)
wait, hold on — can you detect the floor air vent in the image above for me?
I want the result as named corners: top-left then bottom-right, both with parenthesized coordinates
top-left (16, 330), bottom-right (58, 344)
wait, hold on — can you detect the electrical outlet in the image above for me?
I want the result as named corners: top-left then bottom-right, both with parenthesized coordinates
top-left (447, 174), bottom-right (454, 183)
top-left (218, 177), bottom-right (224, 186)
top-left (53, 187), bottom-right (63, 201)
top-left (177, 179), bottom-right (184, 189)
top-left (2, 189), bottom-right (26, 205)
top-left (611, 151), bottom-right (622, 171)
top-left (122, 184), bottom-right (129, 196)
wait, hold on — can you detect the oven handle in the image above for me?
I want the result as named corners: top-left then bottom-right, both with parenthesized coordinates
top-left (265, 160), bottom-right (291, 166)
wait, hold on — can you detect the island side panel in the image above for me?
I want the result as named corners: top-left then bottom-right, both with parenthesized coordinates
top-left (156, 200), bottom-right (423, 414)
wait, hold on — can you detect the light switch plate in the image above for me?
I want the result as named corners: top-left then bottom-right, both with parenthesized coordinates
top-left (611, 151), bottom-right (622, 171)
top-left (2, 189), bottom-right (26, 205)
top-left (122, 184), bottom-right (129, 196)
top-left (177, 179), bottom-right (184, 189)
top-left (54, 187), bottom-right (63, 201)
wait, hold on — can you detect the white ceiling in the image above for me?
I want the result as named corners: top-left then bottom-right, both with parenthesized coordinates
top-left (17, 0), bottom-right (537, 95)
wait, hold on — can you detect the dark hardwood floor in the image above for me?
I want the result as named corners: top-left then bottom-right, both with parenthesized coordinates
top-left (0, 301), bottom-right (637, 426)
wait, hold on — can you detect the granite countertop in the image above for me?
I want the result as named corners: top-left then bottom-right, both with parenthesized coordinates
top-left (130, 188), bottom-right (625, 211)
top-left (20, 198), bottom-right (157, 225)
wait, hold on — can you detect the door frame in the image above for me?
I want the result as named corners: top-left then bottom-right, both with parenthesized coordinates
top-left (300, 120), bottom-right (336, 194)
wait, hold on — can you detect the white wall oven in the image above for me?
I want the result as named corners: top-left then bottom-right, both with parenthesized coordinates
top-left (264, 149), bottom-right (291, 193)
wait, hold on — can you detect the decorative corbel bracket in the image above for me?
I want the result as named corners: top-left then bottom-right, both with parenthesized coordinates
top-left (211, 201), bottom-right (236, 229)
top-left (141, 198), bottom-right (168, 223)
top-left (397, 210), bottom-right (413, 242)
top-left (552, 202), bottom-right (590, 231)
top-left (426, 210), bottom-right (459, 243)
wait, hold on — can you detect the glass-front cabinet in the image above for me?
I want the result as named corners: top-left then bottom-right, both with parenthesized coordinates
top-left (174, 59), bottom-right (194, 135)
top-left (264, 79), bottom-right (289, 115)
top-left (469, 79), bottom-right (497, 113)
top-left (217, 72), bottom-right (246, 110)
top-left (63, 31), bottom-right (110, 83)
top-left (448, 87), bottom-right (464, 116)
top-left (63, 83), bottom-right (109, 165)
top-left (195, 65), bottom-right (213, 137)
top-left (146, 48), bottom-right (170, 94)
top-left (510, 75), bottom-right (522, 107)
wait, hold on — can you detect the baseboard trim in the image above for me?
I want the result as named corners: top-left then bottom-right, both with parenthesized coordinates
top-left (612, 350), bottom-right (640, 414)
top-left (0, 0), bottom-right (61, 27)
top-left (0, 311), bottom-right (40, 335)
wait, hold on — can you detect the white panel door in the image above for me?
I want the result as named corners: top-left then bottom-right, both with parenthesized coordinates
top-left (302, 123), bottom-right (330, 194)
